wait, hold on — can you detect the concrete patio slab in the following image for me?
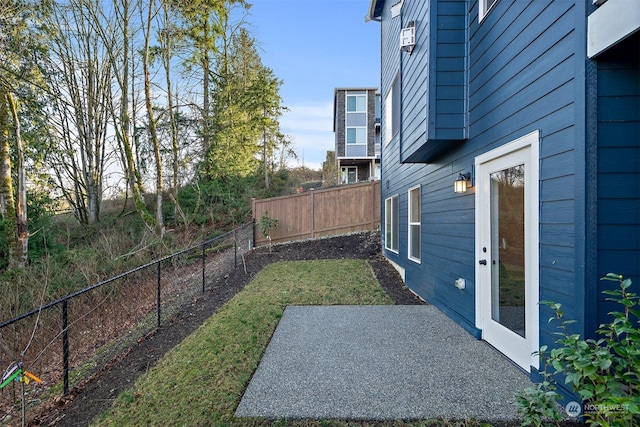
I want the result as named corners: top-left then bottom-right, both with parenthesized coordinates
top-left (235, 305), bottom-right (532, 422)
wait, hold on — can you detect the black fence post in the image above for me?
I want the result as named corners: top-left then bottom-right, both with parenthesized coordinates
top-left (156, 262), bottom-right (161, 329)
top-left (202, 243), bottom-right (206, 294)
top-left (62, 299), bottom-right (69, 395)
top-left (252, 219), bottom-right (256, 251)
top-left (234, 228), bottom-right (237, 269)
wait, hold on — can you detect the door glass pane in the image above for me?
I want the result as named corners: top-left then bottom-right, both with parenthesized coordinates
top-left (490, 165), bottom-right (525, 337)
top-left (347, 168), bottom-right (357, 183)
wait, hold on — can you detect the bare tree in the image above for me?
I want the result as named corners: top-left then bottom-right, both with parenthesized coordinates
top-left (101, 0), bottom-right (150, 222)
top-left (6, 92), bottom-right (28, 266)
top-left (141, 0), bottom-right (164, 236)
top-left (45, 0), bottom-right (112, 225)
top-left (159, 0), bottom-right (181, 214)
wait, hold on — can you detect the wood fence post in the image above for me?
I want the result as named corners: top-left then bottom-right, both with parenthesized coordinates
top-left (370, 181), bottom-right (375, 230)
top-left (310, 189), bottom-right (315, 238)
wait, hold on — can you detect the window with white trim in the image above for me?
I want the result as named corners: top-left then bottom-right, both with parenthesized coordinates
top-left (479, 0), bottom-right (498, 21)
top-left (383, 74), bottom-right (400, 145)
top-left (385, 195), bottom-right (399, 252)
top-left (408, 185), bottom-right (421, 262)
top-left (346, 91), bottom-right (367, 157)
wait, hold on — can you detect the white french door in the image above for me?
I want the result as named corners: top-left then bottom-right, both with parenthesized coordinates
top-left (475, 131), bottom-right (540, 372)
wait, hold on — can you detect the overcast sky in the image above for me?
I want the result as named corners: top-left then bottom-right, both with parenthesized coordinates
top-left (246, 0), bottom-right (381, 170)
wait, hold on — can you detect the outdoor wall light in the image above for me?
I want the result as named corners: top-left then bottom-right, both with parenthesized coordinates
top-left (454, 172), bottom-right (471, 193)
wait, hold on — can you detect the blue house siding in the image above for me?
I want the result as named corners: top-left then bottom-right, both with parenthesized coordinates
top-left (372, 0), bottom-right (638, 380)
top-left (382, 0), bottom-right (581, 347)
top-left (398, 0), bottom-right (429, 162)
top-left (399, 0), bottom-right (467, 163)
top-left (432, 0), bottom-right (467, 143)
top-left (468, 2), bottom-right (591, 360)
top-left (595, 35), bottom-right (640, 325)
top-left (468, 0), bottom-right (591, 351)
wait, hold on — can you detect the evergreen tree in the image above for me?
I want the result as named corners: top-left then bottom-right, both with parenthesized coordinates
top-left (207, 27), bottom-right (288, 186)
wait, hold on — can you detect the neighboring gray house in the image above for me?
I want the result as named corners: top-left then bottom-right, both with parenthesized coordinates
top-left (368, 0), bottom-right (639, 390)
top-left (333, 88), bottom-right (381, 184)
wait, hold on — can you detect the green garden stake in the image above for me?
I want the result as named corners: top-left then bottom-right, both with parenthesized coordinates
top-left (0, 365), bottom-right (21, 389)
top-left (1, 363), bottom-right (42, 427)
top-left (0, 363), bottom-right (41, 389)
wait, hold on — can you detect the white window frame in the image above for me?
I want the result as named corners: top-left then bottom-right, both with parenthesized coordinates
top-left (384, 89), bottom-right (393, 145)
top-left (479, 0), bottom-right (499, 22)
top-left (408, 185), bottom-right (421, 263)
top-left (385, 195), bottom-right (399, 253)
top-left (383, 74), bottom-right (400, 146)
top-left (346, 91), bottom-right (368, 157)
top-left (346, 93), bottom-right (366, 113)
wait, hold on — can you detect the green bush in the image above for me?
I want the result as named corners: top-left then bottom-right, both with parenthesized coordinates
top-left (257, 210), bottom-right (278, 252)
top-left (515, 273), bottom-right (640, 426)
top-left (173, 176), bottom-right (259, 228)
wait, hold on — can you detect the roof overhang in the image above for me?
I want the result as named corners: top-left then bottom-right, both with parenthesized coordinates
top-left (588, 0), bottom-right (640, 58)
top-left (366, 0), bottom-right (384, 22)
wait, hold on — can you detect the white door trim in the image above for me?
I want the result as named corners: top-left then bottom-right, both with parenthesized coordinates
top-left (474, 130), bottom-right (540, 372)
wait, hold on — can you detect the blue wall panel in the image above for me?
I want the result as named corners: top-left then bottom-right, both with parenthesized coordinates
top-left (595, 35), bottom-right (640, 326)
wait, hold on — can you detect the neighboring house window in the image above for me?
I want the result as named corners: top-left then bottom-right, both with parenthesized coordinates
top-left (346, 91), bottom-right (367, 157)
top-left (479, 0), bottom-right (498, 21)
top-left (385, 195), bottom-right (399, 253)
top-left (384, 74), bottom-right (400, 146)
top-left (408, 185), bottom-right (421, 262)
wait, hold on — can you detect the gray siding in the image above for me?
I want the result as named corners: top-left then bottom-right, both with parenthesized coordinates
top-left (335, 89), bottom-right (346, 157)
top-left (367, 89), bottom-right (377, 156)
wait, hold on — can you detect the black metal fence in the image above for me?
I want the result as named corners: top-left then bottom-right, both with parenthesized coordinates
top-left (0, 222), bottom-right (253, 413)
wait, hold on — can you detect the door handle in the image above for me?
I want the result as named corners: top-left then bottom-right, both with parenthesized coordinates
top-left (478, 259), bottom-right (487, 265)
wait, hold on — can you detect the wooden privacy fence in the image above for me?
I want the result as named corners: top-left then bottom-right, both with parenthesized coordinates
top-left (252, 180), bottom-right (380, 246)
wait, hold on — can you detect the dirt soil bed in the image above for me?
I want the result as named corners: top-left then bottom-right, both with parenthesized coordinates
top-left (31, 231), bottom-right (422, 426)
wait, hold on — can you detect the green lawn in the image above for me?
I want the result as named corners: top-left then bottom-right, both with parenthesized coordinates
top-left (93, 260), bottom-right (489, 427)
